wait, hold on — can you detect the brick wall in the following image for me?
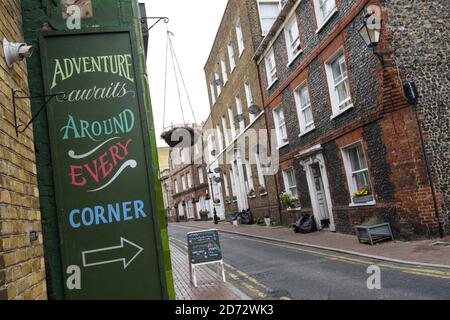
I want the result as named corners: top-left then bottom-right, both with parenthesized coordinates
top-left (204, 0), bottom-right (280, 222)
top-left (0, 0), bottom-right (47, 300)
top-left (255, 0), bottom-right (445, 239)
top-left (384, 0), bottom-right (449, 235)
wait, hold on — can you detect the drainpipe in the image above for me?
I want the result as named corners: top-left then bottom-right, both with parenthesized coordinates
top-left (415, 111), bottom-right (444, 239)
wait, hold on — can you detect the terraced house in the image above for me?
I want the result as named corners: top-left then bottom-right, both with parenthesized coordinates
top-left (254, 0), bottom-right (448, 240)
top-left (203, 0), bottom-right (282, 223)
top-left (169, 127), bottom-right (211, 222)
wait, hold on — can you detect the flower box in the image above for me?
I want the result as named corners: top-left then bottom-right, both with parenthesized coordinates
top-left (353, 195), bottom-right (374, 204)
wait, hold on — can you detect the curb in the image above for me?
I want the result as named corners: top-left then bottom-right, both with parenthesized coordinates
top-left (180, 224), bottom-right (450, 270)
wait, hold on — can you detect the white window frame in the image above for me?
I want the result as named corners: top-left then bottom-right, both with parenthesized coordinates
top-left (244, 81), bottom-right (256, 122)
top-left (223, 173), bottom-right (230, 197)
top-left (294, 82), bottom-right (315, 136)
top-left (215, 72), bottom-right (221, 96)
top-left (221, 116), bottom-right (230, 146)
top-left (245, 161), bottom-right (255, 193)
top-left (209, 80), bottom-right (216, 106)
top-left (220, 58), bottom-right (228, 85)
top-left (198, 168), bottom-right (204, 184)
top-left (313, 0), bottom-right (337, 32)
top-left (228, 106), bottom-right (237, 139)
top-left (216, 125), bottom-right (224, 151)
top-left (235, 95), bottom-right (245, 133)
top-left (181, 175), bottom-right (187, 190)
top-left (227, 41), bottom-right (236, 72)
top-left (174, 179), bottom-right (179, 194)
top-left (236, 18), bottom-right (245, 56)
top-left (186, 200), bottom-right (194, 219)
top-left (341, 142), bottom-right (375, 206)
top-left (255, 152), bottom-right (266, 190)
top-left (325, 49), bottom-right (353, 118)
top-left (187, 172), bottom-right (192, 189)
top-left (257, 0), bottom-right (283, 36)
top-left (272, 107), bottom-right (288, 148)
top-left (284, 14), bottom-right (302, 65)
top-left (264, 47), bottom-right (278, 88)
top-left (282, 168), bottom-right (298, 198)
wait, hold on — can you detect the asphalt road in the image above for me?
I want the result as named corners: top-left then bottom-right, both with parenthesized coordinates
top-left (169, 224), bottom-right (450, 300)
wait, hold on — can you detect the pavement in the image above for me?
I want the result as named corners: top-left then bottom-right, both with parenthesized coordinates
top-left (179, 221), bottom-right (450, 269)
top-left (169, 238), bottom-right (250, 300)
top-left (169, 224), bottom-right (450, 300)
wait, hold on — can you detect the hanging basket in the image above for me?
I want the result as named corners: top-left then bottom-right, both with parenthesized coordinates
top-left (161, 125), bottom-right (198, 148)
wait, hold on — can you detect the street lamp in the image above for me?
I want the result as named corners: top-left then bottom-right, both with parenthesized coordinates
top-left (207, 169), bottom-right (222, 224)
top-left (358, 9), bottom-right (385, 65)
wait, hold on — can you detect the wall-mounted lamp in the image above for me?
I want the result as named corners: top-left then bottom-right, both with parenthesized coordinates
top-left (357, 9), bottom-right (392, 66)
top-left (3, 38), bottom-right (34, 69)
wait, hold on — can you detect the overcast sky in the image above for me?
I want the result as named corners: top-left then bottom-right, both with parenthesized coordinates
top-left (142, 0), bottom-right (228, 147)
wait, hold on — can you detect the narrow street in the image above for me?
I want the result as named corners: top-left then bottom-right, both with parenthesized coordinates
top-left (169, 224), bottom-right (450, 300)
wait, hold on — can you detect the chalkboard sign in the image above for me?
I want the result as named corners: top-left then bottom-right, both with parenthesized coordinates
top-left (187, 230), bottom-right (222, 265)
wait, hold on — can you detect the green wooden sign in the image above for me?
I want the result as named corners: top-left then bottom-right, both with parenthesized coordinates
top-left (39, 29), bottom-right (166, 299)
top-left (187, 230), bottom-right (223, 265)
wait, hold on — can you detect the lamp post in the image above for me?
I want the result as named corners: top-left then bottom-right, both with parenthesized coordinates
top-left (208, 169), bottom-right (221, 224)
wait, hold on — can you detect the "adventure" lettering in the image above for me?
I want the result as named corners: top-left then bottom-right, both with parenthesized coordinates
top-left (51, 54), bottom-right (134, 89)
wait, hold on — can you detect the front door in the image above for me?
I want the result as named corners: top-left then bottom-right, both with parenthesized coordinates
top-left (310, 163), bottom-right (330, 223)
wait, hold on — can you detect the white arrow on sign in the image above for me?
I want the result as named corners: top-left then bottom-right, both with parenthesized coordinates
top-left (82, 237), bottom-right (144, 270)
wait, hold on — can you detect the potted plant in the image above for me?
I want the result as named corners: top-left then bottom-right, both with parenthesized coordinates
top-left (248, 188), bottom-right (256, 198)
top-left (213, 198), bottom-right (221, 205)
top-left (353, 186), bottom-right (374, 204)
top-left (258, 185), bottom-right (267, 196)
top-left (232, 195), bottom-right (237, 202)
top-left (280, 192), bottom-right (300, 210)
top-left (199, 210), bottom-right (210, 221)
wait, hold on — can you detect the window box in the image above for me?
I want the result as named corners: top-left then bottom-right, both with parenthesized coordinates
top-left (352, 195), bottom-right (374, 204)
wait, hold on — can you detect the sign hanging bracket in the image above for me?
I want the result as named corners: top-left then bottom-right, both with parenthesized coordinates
top-left (140, 16), bottom-right (169, 33)
top-left (11, 88), bottom-right (66, 137)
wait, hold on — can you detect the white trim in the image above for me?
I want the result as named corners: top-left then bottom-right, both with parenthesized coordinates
top-left (208, 111), bottom-right (265, 165)
top-left (313, 0), bottom-right (337, 33)
top-left (299, 153), bottom-right (336, 231)
top-left (298, 127), bottom-right (316, 137)
top-left (324, 49), bottom-right (353, 117)
top-left (341, 142), bottom-right (376, 207)
top-left (267, 77), bottom-right (278, 90)
top-left (315, 7), bottom-right (338, 33)
top-left (284, 14), bottom-right (302, 65)
top-left (256, 0), bottom-right (303, 65)
top-left (286, 49), bottom-right (303, 67)
top-left (329, 104), bottom-right (354, 120)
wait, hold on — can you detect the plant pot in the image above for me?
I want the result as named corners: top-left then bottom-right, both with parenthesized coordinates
top-left (264, 218), bottom-right (271, 227)
top-left (232, 220), bottom-right (239, 227)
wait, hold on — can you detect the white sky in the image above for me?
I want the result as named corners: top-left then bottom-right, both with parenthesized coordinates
top-left (142, 0), bottom-right (228, 147)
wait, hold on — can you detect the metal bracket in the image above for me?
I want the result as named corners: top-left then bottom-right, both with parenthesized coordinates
top-left (140, 16), bottom-right (169, 33)
top-left (12, 89), bottom-right (66, 137)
